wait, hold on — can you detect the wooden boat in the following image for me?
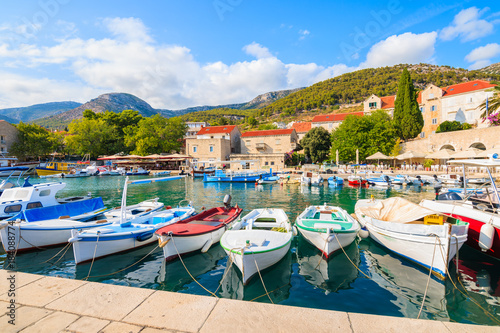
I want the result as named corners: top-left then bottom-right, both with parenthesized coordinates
top-left (220, 208), bottom-right (292, 284)
top-left (35, 161), bottom-right (81, 177)
top-left (327, 176), bottom-right (344, 187)
top-left (280, 176), bottom-right (300, 185)
top-left (300, 172), bottom-right (312, 186)
top-left (420, 155), bottom-right (500, 260)
top-left (355, 197), bottom-right (468, 279)
top-left (156, 195), bottom-right (242, 261)
top-left (295, 203), bottom-right (360, 258)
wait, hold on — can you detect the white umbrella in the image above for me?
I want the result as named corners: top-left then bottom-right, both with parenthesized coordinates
top-left (425, 149), bottom-right (455, 159)
top-left (395, 151), bottom-right (427, 160)
top-left (477, 147), bottom-right (500, 158)
top-left (356, 149), bottom-right (359, 165)
top-left (366, 152), bottom-right (391, 160)
top-left (450, 148), bottom-right (483, 159)
top-left (336, 149), bottom-right (339, 165)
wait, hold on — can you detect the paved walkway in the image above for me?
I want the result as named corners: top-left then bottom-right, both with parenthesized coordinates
top-left (1, 270), bottom-right (499, 333)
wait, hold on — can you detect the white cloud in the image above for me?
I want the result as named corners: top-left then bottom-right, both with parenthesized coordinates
top-left (440, 7), bottom-right (495, 42)
top-left (242, 42), bottom-right (273, 59)
top-left (465, 43), bottom-right (500, 69)
top-left (298, 29), bottom-right (310, 40)
top-left (103, 17), bottom-right (153, 43)
top-left (360, 32), bottom-right (437, 69)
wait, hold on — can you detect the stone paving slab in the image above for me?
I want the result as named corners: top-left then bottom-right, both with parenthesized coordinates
top-left (123, 290), bottom-right (218, 332)
top-left (348, 312), bottom-right (448, 332)
top-left (100, 321), bottom-right (144, 333)
top-left (64, 316), bottom-right (110, 333)
top-left (200, 298), bottom-right (351, 333)
top-left (46, 280), bottom-right (154, 321)
top-left (0, 275), bottom-right (85, 307)
top-left (443, 321), bottom-right (500, 333)
top-left (0, 305), bottom-right (52, 333)
top-left (19, 311), bottom-right (79, 333)
top-left (0, 270), bottom-right (44, 296)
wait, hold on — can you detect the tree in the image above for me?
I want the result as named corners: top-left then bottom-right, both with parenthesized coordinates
top-left (479, 86), bottom-right (500, 123)
top-left (435, 120), bottom-right (467, 133)
top-left (393, 68), bottom-right (424, 140)
top-left (124, 115), bottom-right (186, 155)
top-left (331, 110), bottom-right (397, 162)
top-left (300, 127), bottom-right (332, 163)
top-left (65, 118), bottom-right (121, 158)
top-left (247, 116), bottom-right (258, 127)
top-left (10, 122), bottom-right (63, 160)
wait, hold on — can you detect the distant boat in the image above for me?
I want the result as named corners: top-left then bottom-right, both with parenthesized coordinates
top-left (310, 173), bottom-right (324, 186)
top-left (327, 176), bottom-right (344, 187)
top-left (367, 175), bottom-right (392, 187)
top-left (257, 175), bottom-right (280, 184)
top-left (220, 208), bottom-right (293, 284)
top-left (126, 167), bottom-right (150, 176)
top-left (203, 169), bottom-right (272, 182)
top-left (191, 167), bottom-right (215, 178)
top-left (36, 161), bottom-right (82, 177)
top-left (347, 175), bottom-right (367, 186)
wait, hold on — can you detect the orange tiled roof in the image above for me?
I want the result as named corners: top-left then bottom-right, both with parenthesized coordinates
top-left (312, 112), bottom-right (364, 123)
top-left (291, 122), bottom-right (312, 133)
top-left (196, 125), bottom-right (237, 135)
top-left (241, 128), bottom-right (295, 137)
top-left (442, 80), bottom-right (496, 97)
top-left (380, 96), bottom-right (395, 109)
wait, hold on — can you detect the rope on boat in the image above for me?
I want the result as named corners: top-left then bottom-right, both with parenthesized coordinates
top-left (417, 235), bottom-right (438, 319)
top-left (432, 235), bottom-right (500, 325)
top-left (250, 251), bottom-right (274, 304)
top-left (170, 235), bottom-right (219, 298)
top-left (249, 283), bottom-right (289, 302)
top-left (84, 244), bottom-right (160, 280)
top-left (212, 248), bottom-right (239, 296)
top-left (333, 235), bottom-right (370, 279)
top-left (83, 232), bottom-right (100, 281)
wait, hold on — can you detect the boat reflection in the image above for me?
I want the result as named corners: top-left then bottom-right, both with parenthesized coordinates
top-left (360, 239), bottom-right (450, 321)
top-left (218, 251), bottom-right (292, 303)
top-left (295, 235), bottom-right (359, 294)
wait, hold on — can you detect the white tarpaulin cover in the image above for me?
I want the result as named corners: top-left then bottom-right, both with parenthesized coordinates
top-left (357, 197), bottom-right (443, 224)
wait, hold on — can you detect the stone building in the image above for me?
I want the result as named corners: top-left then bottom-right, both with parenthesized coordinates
top-left (311, 112), bottom-right (364, 133)
top-left (290, 122), bottom-right (311, 141)
top-left (185, 125), bottom-right (241, 162)
top-left (0, 120), bottom-right (19, 154)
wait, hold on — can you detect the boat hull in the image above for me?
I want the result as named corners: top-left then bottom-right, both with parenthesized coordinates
top-left (296, 227), bottom-right (357, 258)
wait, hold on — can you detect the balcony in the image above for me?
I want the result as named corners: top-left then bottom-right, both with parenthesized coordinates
top-left (256, 143), bottom-right (267, 151)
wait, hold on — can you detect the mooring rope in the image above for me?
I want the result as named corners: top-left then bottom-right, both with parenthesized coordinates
top-left (334, 234), bottom-right (370, 279)
top-left (417, 235), bottom-right (438, 319)
top-left (250, 251), bottom-right (274, 304)
top-left (83, 232), bottom-right (100, 281)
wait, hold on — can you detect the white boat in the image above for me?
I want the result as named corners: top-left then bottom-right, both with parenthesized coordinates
top-left (257, 175), bottom-right (279, 184)
top-left (0, 180), bottom-right (91, 220)
top-left (467, 177), bottom-right (494, 185)
top-left (367, 175), bottom-right (392, 187)
top-left (301, 172), bottom-right (312, 186)
top-left (355, 197), bottom-right (468, 280)
top-left (437, 174), bottom-right (463, 185)
top-left (220, 208), bottom-right (293, 284)
top-left (310, 173), bottom-right (324, 186)
top-left (295, 203), bottom-right (360, 258)
top-left (103, 199), bottom-right (164, 220)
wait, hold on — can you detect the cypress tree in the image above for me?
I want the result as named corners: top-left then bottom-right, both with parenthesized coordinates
top-left (393, 68), bottom-right (424, 140)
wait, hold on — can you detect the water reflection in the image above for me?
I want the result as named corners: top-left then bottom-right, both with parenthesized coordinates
top-left (296, 235), bottom-right (359, 294)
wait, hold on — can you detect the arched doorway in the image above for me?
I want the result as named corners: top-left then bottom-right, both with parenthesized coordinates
top-left (440, 144), bottom-right (455, 151)
top-left (469, 142), bottom-right (486, 150)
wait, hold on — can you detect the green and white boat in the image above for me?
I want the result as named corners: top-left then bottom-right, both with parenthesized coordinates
top-left (295, 203), bottom-right (360, 258)
top-left (220, 208), bottom-right (293, 284)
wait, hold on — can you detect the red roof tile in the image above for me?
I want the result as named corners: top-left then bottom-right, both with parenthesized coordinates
top-left (241, 128), bottom-right (295, 137)
top-left (312, 112), bottom-right (364, 123)
top-left (196, 125), bottom-right (237, 135)
top-left (380, 96), bottom-right (395, 109)
top-left (442, 80), bottom-right (496, 97)
top-left (291, 122), bottom-right (312, 133)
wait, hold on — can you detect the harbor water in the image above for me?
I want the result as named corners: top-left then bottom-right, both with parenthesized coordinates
top-left (1, 175), bottom-right (499, 326)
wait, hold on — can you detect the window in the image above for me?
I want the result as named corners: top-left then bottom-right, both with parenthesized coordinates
top-left (275, 139), bottom-right (281, 145)
top-left (265, 162), bottom-right (269, 166)
top-left (420, 132), bottom-right (425, 138)
top-left (5, 204), bottom-right (22, 213)
top-left (429, 93), bottom-right (434, 99)
top-left (209, 146), bottom-right (214, 152)
top-left (432, 118), bottom-right (437, 125)
top-left (431, 105), bottom-right (436, 111)
top-left (14, 189), bottom-right (30, 200)
top-left (27, 202), bottom-right (42, 209)
top-left (271, 162), bottom-right (275, 165)
top-left (193, 146), bottom-right (197, 153)
top-left (39, 189), bottom-right (51, 197)
top-left (420, 107), bottom-right (425, 112)
top-left (369, 102), bottom-right (377, 108)
top-left (222, 135), bottom-right (225, 139)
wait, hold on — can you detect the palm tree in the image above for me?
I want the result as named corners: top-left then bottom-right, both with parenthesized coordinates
top-left (479, 86), bottom-right (500, 119)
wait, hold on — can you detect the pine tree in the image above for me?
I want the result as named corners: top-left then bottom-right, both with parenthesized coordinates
top-left (393, 68), bottom-right (424, 140)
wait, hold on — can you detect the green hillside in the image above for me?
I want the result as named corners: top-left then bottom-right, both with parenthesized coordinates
top-left (258, 64), bottom-right (500, 118)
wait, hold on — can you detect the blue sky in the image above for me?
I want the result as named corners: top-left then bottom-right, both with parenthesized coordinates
top-left (0, 0), bottom-right (499, 109)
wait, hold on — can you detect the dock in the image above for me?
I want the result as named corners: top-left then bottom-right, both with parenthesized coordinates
top-left (1, 270), bottom-right (497, 332)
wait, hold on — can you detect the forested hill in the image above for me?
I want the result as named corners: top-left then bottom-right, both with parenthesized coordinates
top-left (258, 64), bottom-right (500, 118)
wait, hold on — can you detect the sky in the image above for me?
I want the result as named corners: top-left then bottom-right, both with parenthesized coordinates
top-left (0, 0), bottom-right (499, 110)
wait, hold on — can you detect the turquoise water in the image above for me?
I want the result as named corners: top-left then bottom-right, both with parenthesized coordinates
top-left (2, 176), bottom-right (500, 326)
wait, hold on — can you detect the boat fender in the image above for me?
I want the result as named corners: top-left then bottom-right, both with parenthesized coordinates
top-left (327, 234), bottom-right (336, 242)
top-left (0, 221), bottom-right (9, 230)
top-left (201, 239), bottom-right (213, 253)
top-left (292, 225), bottom-right (298, 237)
top-left (136, 232), bottom-right (154, 242)
top-left (166, 206), bottom-right (172, 209)
top-left (358, 227), bottom-right (369, 239)
top-left (479, 223), bottom-right (495, 252)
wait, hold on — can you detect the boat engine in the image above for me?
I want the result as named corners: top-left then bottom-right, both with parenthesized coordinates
top-left (436, 192), bottom-right (462, 201)
top-left (223, 194), bottom-right (232, 208)
top-left (384, 175), bottom-right (391, 185)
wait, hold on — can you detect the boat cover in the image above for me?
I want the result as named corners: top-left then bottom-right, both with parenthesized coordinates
top-left (8, 197), bottom-right (105, 222)
top-left (357, 197), bottom-right (443, 223)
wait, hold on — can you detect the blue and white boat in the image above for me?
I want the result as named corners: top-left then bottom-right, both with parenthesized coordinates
top-left (203, 169), bottom-right (272, 182)
top-left (126, 167), bottom-right (150, 176)
top-left (367, 175), bottom-right (392, 187)
top-left (389, 175), bottom-right (408, 186)
top-left (327, 176), bottom-right (344, 187)
top-left (257, 175), bottom-right (280, 184)
top-left (69, 176), bottom-right (193, 264)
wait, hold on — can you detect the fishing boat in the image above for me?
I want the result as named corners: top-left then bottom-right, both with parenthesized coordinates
top-left (203, 169), bottom-right (272, 182)
top-left (367, 175), bottom-right (392, 187)
top-left (156, 195), bottom-right (242, 261)
top-left (191, 167), bottom-right (215, 178)
top-left (420, 155), bottom-right (500, 260)
top-left (347, 175), bottom-right (367, 186)
top-left (126, 167), bottom-right (150, 176)
top-left (295, 203), bottom-right (360, 258)
top-left (355, 197), bottom-right (468, 279)
top-left (35, 161), bottom-right (82, 177)
top-left (327, 176), bottom-right (344, 187)
top-left (102, 198), bottom-right (164, 220)
top-left (69, 191), bottom-right (194, 263)
top-left (0, 180), bottom-right (91, 220)
top-left (437, 174), bottom-right (463, 185)
top-left (257, 175), bottom-right (280, 184)
top-left (280, 176), bottom-right (300, 185)
top-left (389, 175), bottom-right (408, 186)
top-left (220, 208), bottom-right (292, 284)
top-left (310, 173), bottom-right (324, 186)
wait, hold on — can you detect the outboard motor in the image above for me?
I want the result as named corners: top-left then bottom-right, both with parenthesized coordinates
top-left (223, 194), bottom-right (232, 209)
top-left (433, 181), bottom-right (443, 199)
top-left (384, 175), bottom-right (391, 185)
top-left (437, 192), bottom-right (462, 201)
top-left (416, 175), bottom-right (423, 186)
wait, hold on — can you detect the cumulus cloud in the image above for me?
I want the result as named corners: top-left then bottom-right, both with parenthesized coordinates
top-left (440, 7), bottom-right (495, 42)
top-left (359, 32), bottom-right (437, 69)
top-left (465, 43), bottom-right (500, 69)
top-left (242, 42), bottom-right (273, 59)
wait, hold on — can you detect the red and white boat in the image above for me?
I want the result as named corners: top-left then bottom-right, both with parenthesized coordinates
top-left (420, 155), bottom-right (500, 260)
top-left (348, 175), bottom-right (367, 186)
top-left (156, 195), bottom-right (243, 261)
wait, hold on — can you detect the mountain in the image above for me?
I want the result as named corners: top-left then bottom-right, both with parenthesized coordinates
top-left (479, 62), bottom-right (500, 75)
top-left (239, 88), bottom-right (304, 109)
top-left (0, 101), bottom-right (81, 123)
